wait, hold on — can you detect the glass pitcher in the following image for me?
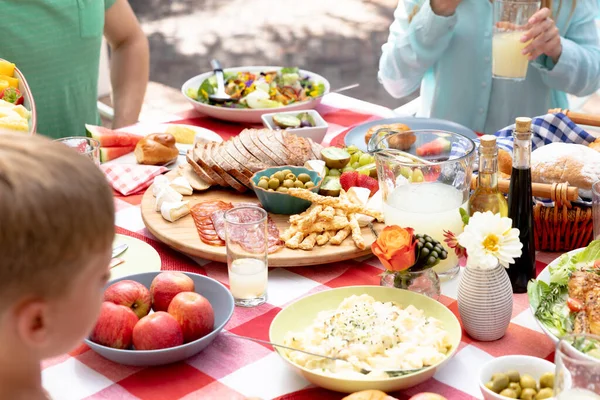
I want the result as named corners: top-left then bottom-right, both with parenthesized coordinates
top-left (368, 129), bottom-right (476, 280)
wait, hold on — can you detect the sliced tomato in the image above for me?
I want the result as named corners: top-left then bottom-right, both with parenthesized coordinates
top-left (567, 297), bottom-right (584, 312)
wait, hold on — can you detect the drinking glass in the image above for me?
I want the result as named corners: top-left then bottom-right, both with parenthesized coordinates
top-left (54, 136), bottom-right (100, 166)
top-left (554, 334), bottom-right (600, 399)
top-left (224, 206), bottom-right (268, 307)
top-left (492, 0), bottom-right (541, 81)
top-left (593, 181), bottom-right (600, 240)
top-left (369, 130), bottom-right (476, 280)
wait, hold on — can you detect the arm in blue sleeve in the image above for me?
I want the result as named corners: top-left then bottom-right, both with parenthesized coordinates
top-left (378, 0), bottom-right (458, 99)
top-left (532, 3), bottom-right (600, 97)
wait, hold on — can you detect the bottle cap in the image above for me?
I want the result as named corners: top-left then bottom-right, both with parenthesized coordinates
top-left (515, 117), bottom-right (532, 133)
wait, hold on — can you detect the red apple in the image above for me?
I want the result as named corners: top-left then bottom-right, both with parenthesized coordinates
top-left (408, 394), bottom-right (447, 400)
top-left (90, 302), bottom-right (138, 349)
top-left (103, 280), bottom-right (151, 319)
top-left (168, 291), bottom-right (214, 343)
top-left (132, 311), bottom-right (184, 350)
top-left (150, 272), bottom-right (195, 312)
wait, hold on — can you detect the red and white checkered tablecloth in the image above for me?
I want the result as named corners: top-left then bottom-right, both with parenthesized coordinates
top-left (41, 94), bottom-right (562, 400)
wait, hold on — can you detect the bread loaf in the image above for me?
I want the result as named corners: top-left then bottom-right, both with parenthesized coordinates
top-left (134, 133), bottom-right (179, 165)
top-left (531, 143), bottom-right (600, 198)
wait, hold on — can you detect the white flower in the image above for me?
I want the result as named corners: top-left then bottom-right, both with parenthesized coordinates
top-left (457, 211), bottom-right (523, 270)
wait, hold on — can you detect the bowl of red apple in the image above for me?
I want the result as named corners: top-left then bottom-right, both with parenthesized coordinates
top-left (85, 271), bottom-right (234, 366)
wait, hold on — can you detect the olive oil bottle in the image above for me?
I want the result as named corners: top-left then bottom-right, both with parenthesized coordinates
top-left (468, 135), bottom-right (508, 217)
top-left (507, 117), bottom-right (536, 293)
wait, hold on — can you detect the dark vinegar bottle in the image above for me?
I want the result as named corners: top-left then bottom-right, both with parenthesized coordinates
top-left (507, 117), bottom-right (536, 293)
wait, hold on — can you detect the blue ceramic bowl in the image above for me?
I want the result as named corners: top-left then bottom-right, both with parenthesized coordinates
top-left (251, 166), bottom-right (322, 215)
top-left (85, 272), bottom-right (234, 367)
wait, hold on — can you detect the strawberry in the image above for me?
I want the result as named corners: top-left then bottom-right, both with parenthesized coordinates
top-left (356, 174), bottom-right (379, 197)
top-left (339, 171), bottom-right (359, 192)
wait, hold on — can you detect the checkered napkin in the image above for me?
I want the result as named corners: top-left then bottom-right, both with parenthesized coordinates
top-left (100, 164), bottom-right (168, 196)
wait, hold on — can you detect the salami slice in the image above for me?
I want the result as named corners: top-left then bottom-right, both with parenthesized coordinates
top-left (191, 201), bottom-right (233, 246)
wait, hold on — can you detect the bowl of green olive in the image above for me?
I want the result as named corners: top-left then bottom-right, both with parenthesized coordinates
top-left (479, 355), bottom-right (556, 400)
top-left (251, 166), bottom-right (323, 214)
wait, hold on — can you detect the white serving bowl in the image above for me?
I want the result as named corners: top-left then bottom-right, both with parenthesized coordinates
top-left (479, 355), bottom-right (555, 400)
top-left (181, 66), bottom-right (330, 123)
top-left (0, 58), bottom-right (36, 135)
top-left (261, 109), bottom-right (328, 144)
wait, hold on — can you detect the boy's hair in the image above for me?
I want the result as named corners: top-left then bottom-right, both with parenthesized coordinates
top-left (0, 134), bottom-right (115, 303)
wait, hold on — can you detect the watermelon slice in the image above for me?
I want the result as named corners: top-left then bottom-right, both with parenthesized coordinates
top-left (100, 146), bottom-right (135, 162)
top-left (86, 124), bottom-right (142, 147)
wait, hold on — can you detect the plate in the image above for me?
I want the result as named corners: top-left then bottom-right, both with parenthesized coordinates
top-left (345, 117), bottom-right (478, 152)
top-left (269, 286), bottom-right (462, 393)
top-left (530, 248), bottom-right (584, 344)
top-left (181, 66), bottom-right (330, 123)
top-left (0, 58), bottom-right (37, 135)
top-left (140, 172), bottom-right (380, 267)
top-left (106, 123), bottom-right (222, 169)
top-left (110, 234), bottom-right (162, 280)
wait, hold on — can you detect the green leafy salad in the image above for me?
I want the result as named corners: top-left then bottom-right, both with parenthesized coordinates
top-left (528, 240), bottom-right (600, 343)
top-left (185, 67), bottom-right (326, 109)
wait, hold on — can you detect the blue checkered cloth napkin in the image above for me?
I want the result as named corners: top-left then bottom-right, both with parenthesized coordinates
top-left (471, 113), bottom-right (597, 205)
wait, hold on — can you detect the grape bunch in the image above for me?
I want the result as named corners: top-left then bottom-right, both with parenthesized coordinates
top-left (412, 233), bottom-right (448, 270)
top-left (324, 145), bottom-right (376, 178)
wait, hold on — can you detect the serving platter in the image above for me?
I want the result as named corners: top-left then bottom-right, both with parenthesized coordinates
top-left (0, 58), bottom-right (36, 135)
top-left (345, 116), bottom-right (477, 152)
top-left (181, 66), bottom-right (330, 123)
top-left (140, 174), bottom-right (379, 267)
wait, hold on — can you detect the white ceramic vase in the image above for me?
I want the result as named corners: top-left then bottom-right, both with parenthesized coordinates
top-left (457, 263), bottom-right (513, 341)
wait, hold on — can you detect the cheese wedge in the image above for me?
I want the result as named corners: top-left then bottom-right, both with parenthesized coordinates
top-left (152, 175), bottom-right (170, 197)
top-left (170, 176), bottom-right (193, 196)
top-left (357, 189), bottom-right (383, 226)
top-left (304, 159), bottom-right (326, 178)
top-left (161, 200), bottom-right (190, 222)
top-left (347, 187), bottom-right (370, 206)
top-left (155, 185), bottom-right (183, 211)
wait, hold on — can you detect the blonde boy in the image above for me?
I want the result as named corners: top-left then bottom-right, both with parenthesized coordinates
top-left (0, 133), bottom-right (115, 399)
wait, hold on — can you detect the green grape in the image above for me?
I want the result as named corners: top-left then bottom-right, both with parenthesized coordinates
top-left (346, 145), bottom-right (359, 154)
top-left (351, 161), bottom-right (361, 169)
top-left (342, 166), bottom-right (354, 173)
top-left (400, 166), bottom-right (412, 179)
top-left (328, 168), bottom-right (341, 177)
top-left (324, 166), bottom-right (330, 176)
top-left (358, 168), bottom-right (370, 176)
top-left (358, 153), bottom-right (371, 166)
top-left (350, 152), bottom-right (361, 164)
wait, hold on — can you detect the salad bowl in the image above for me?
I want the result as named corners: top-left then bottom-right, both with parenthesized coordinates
top-left (181, 66), bottom-right (330, 123)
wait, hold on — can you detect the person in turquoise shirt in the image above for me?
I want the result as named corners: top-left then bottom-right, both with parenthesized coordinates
top-left (0, 0), bottom-right (149, 139)
top-left (378, 0), bottom-right (600, 134)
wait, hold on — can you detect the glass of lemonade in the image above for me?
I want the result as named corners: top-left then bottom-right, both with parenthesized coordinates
top-left (224, 206), bottom-right (268, 307)
top-left (492, 0), bottom-right (540, 81)
top-left (554, 334), bottom-right (600, 399)
top-left (369, 130), bottom-right (475, 280)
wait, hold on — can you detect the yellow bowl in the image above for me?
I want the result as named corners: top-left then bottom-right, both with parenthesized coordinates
top-left (269, 285), bottom-right (462, 393)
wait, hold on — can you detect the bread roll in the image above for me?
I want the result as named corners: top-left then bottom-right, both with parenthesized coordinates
top-left (498, 148), bottom-right (513, 176)
top-left (531, 143), bottom-right (600, 198)
top-left (365, 123), bottom-right (414, 150)
top-left (588, 137), bottom-right (600, 152)
top-left (135, 133), bottom-right (179, 165)
top-left (343, 390), bottom-right (396, 400)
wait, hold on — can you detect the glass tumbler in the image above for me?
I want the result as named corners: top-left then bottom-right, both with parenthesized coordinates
top-left (369, 129), bottom-right (476, 280)
top-left (554, 334), bottom-right (600, 399)
top-left (594, 181), bottom-right (600, 241)
top-left (492, 0), bottom-right (541, 81)
top-left (224, 206), bottom-right (268, 307)
top-left (54, 136), bottom-right (100, 166)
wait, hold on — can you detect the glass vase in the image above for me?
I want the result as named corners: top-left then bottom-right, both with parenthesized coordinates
top-left (380, 269), bottom-right (441, 300)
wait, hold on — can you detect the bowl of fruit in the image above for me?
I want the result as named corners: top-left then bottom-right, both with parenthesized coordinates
top-left (251, 166), bottom-right (323, 214)
top-left (85, 271), bottom-right (234, 366)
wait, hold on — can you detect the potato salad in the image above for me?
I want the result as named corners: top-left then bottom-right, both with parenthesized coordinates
top-left (283, 294), bottom-right (452, 379)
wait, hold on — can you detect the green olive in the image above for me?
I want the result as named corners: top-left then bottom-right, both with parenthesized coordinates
top-left (273, 171), bottom-right (285, 182)
top-left (268, 178), bottom-right (280, 190)
top-left (304, 181), bottom-right (315, 189)
top-left (520, 374), bottom-right (537, 390)
top-left (276, 186), bottom-right (288, 193)
top-left (492, 373), bottom-right (510, 393)
top-left (280, 169), bottom-right (292, 177)
top-left (283, 179), bottom-right (295, 188)
top-left (259, 175), bottom-right (269, 181)
top-left (506, 370), bottom-right (521, 383)
top-left (267, 188), bottom-right (274, 192)
top-left (499, 388), bottom-right (517, 398)
top-left (485, 381), bottom-right (496, 392)
top-left (257, 179), bottom-right (269, 190)
top-left (297, 173), bottom-right (311, 183)
top-left (520, 388), bottom-right (537, 400)
top-left (535, 388), bottom-right (553, 399)
top-left (538, 373), bottom-right (554, 389)
top-left (509, 382), bottom-right (522, 398)
top-left (285, 173), bottom-right (296, 181)
top-left (293, 180), bottom-right (305, 188)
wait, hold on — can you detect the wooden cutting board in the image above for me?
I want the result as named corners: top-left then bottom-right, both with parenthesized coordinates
top-left (141, 178), bottom-right (380, 267)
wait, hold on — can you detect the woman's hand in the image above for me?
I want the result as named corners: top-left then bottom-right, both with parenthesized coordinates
top-left (521, 8), bottom-right (562, 64)
top-left (430, 0), bottom-right (462, 17)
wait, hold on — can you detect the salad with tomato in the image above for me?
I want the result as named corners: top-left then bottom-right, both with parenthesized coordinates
top-left (528, 240), bottom-right (600, 358)
top-left (185, 67), bottom-right (326, 109)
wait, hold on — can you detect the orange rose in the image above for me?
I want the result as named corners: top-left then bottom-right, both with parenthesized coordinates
top-left (371, 225), bottom-right (416, 272)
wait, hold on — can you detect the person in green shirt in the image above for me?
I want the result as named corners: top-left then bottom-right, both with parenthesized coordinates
top-left (1, 0), bottom-right (149, 139)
